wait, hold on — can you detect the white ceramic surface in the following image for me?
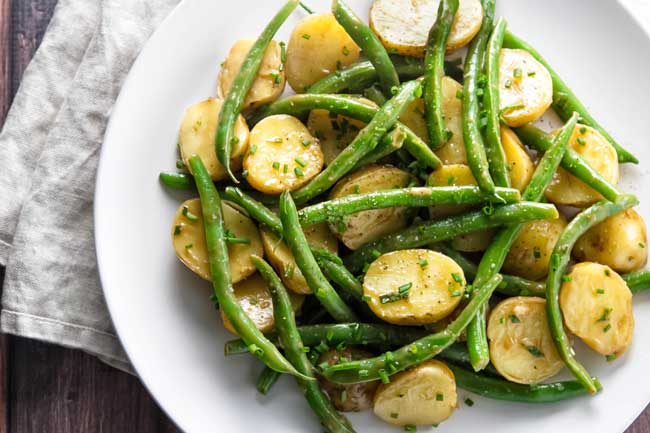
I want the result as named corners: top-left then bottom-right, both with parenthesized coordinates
top-left (95, 1), bottom-right (650, 432)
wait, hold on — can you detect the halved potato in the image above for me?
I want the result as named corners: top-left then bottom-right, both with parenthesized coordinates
top-left (574, 209), bottom-right (648, 273)
top-left (218, 39), bottom-right (285, 109)
top-left (172, 199), bottom-right (263, 283)
top-left (260, 222), bottom-right (338, 295)
top-left (434, 77), bottom-right (467, 165)
top-left (498, 48), bottom-right (553, 127)
top-left (560, 262), bottom-right (634, 357)
top-left (244, 114), bottom-right (324, 194)
top-left (178, 98), bottom-right (249, 180)
top-left (369, 0), bottom-right (483, 57)
top-left (373, 360), bottom-right (457, 427)
top-left (220, 273), bottom-right (305, 334)
top-left (286, 13), bottom-right (361, 92)
top-left (502, 215), bottom-right (567, 281)
top-left (329, 165), bottom-right (414, 250)
top-left (501, 126), bottom-right (535, 192)
top-left (545, 124), bottom-right (619, 207)
top-left (487, 297), bottom-right (563, 384)
top-left (363, 249), bottom-right (465, 326)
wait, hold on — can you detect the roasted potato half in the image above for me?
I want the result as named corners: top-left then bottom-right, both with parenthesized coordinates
top-left (501, 126), bottom-right (535, 192)
top-left (434, 77), bottom-right (468, 165)
top-left (363, 249), bottom-right (465, 326)
top-left (172, 199), bottom-right (263, 283)
top-left (218, 39), bottom-right (285, 109)
top-left (561, 262), bottom-right (634, 357)
top-left (373, 360), bottom-right (457, 427)
top-left (286, 13), bottom-right (361, 92)
top-left (329, 165), bottom-right (414, 250)
top-left (487, 297), bottom-right (564, 384)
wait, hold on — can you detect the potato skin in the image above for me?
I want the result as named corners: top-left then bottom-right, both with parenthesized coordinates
top-left (573, 208), bottom-right (648, 273)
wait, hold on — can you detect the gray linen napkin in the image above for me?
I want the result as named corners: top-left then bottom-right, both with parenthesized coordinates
top-left (0, 0), bottom-right (179, 372)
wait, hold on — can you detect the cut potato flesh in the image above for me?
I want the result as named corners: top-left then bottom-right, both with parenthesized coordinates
top-left (329, 165), bottom-right (414, 250)
top-left (498, 48), bottom-right (553, 127)
top-left (574, 209), bottom-right (648, 273)
top-left (244, 114), bottom-right (324, 194)
top-left (560, 262), bottom-right (634, 357)
top-left (286, 13), bottom-right (361, 93)
top-left (369, 0), bottom-right (483, 57)
top-left (178, 98), bottom-right (249, 181)
top-left (502, 215), bottom-right (567, 281)
top-left (221, 273), bottom-right (304, 335)
top-left (260, 222), bottom-right (338, 295)
top-left (545, 124), bottom-right (619, 207)
top-left (501, 126), bottom-right (535, 192)
top-left (373, 360), bottom-right (457, 427)
top-left (363, 249), bottom-right (465, 326)
top-left (487, 297), bottom-right (563, 384)
top-left (434, 77), bottom-right (468, 164)
top-left (218, 39), bottom-right (285, 109)
top-left (171, 199), bottom-right (263, 283)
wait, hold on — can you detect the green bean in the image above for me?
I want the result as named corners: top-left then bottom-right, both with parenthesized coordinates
top-left (159, 172), bottom-right (193, 189)
top-left (299, 1), bottom-right (314, 13)
top-left (362, 84), bottom-right (387, 106)
top-left (280, 192), bottom-right (358, 321)
top-left (465, 113), bottom-right (578, 371)
top-left (345, 202), bottom-right (559, 273)
top-left (483, 17), bottom-right (510, 188)
top-left (442, 343), bottom-right (501, 377)
top-left (256, 366), bottom-right (281, 395)
top-left (188, 156), bottom-right (306, 379)
top-left (513, 124), bottom-right (621, 202)
top-left (216, 0), bottom-right (299, 182)
top-left (332, 0), bottom-right (399, 94)
top-left (291, 81), bottom-right (423, 204)
top-left (224, 187), bottom-right (283, 236)
top-left (546, 194), bottom-right (638, 394)
top-left (502, 31), bottom-right (638, 164)
top-left (312, 249), bottom-right (363, 300)
top-left (462, 0), bottom-right (497, 198)
top-left (353, 127), bottom-right (404, 169)
top-left (624, 270), bottom-right (650, 294)
top-left (449, 364), bottom-right (596, 403)
top-left (320, 274), bottom-right (502, 384)
top-left (423, 0), bottom-right (459, 148)
top-left (251, 256), bottom-right (355, 433)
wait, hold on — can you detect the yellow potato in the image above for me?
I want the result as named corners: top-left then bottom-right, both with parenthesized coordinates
top-left (329, 165), bottom-right (414, 250)
top-left (171, 199), bottom-right (263, 283)
top-left (434, 77), bottom-right (467, 165)
top-left (501, 126), bottom-right (535, 192)
top-left (560, 262), bottom-right (634, 357)
top-left (574, 209), bottom-right (648, 273)
top-left (260, 222), bottom-right (338, 295)
top-left (221, 273), bottom-right (304, 335)
top-left (498, 48), bottom-right (553, 127)
top-left (487, 297), bottom-right (564, 384)
top-left (502, 215), bottom-right (567, 281)
top-left (286, 13), bottom-right (361, 92)
top-left (373, 360), bottom-right (457, 427)
top-left (218, 39), bottom-right (285, 109)
top-left (243, 115), bottom-right (324, 194)
top-left (545, 124), bottom-right (619, 207)
top-left (451, 230), bottom-right (495, 253)
top-left (363, 249), bottom-right (465, 326)
top-left (369, 0), bottom-right (483, 57)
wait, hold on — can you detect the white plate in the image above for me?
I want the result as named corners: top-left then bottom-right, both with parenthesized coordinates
top-left (95, 0), bottom-right (650, 432)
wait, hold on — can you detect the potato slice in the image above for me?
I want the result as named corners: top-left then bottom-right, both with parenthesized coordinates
top-left (286, 13), bottom-right (361, 93)
top-left (318, 348), bottom-right (379, 412)
top-left (218, 39), bottom-right (285, 109)
top-left (260, 222), bottom-right (338, 295)
top-left (329, 165), bottom-right (414, 250)
top-left (560, 262), bottom-right (634, 357)
top-left (487, 297), bottom-right (563, 384)
top-left (451, 230), bottom-right (495, 253)
top-left (369, 0), bottom-right (483, 57)
top-left (178, 98), bottom-right (249, 180)
top-left (501, 126), bottom-right (535, 192)
top-left (243, 114), bottom-right (324, 194)
top-left (373, 360), bottom-right (457, 427)
top-left (502, 215), bottom-right (567, 281)
top-left (574, 209), bottom-right (648, 273)
top-left (498, 48), bottom-right (553, 127)
top-left (545, 124), bottom-right (619, 207)
top-left (434, 77), bottom-right (468, 165)
top-left (221, 273), bottom-right (304, 334)
top-left (171, 199), bottom-right (263, 283)
top-left (363, 250), bottom-right (465, 326)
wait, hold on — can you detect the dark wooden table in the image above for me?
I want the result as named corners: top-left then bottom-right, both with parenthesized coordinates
top-left (0, 1), bottom-right (648, 432)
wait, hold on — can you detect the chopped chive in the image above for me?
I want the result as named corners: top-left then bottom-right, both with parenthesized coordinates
top-left (576, 137), bottom-right (586, 145)
top-left (241, 169), bottom-right (249, 178)
top-left (419, 259), bottom-right (428, 268)
top-left (378, 369), bottom-right (390, 384)
top-left (279, 41), bottom-right (286, 63)
top-left (451, 272), bottom-right (463, 283)
top-left (527, 71), bottom-right (536, 77)
top-left (184, 243), bottom-right (193, 250)
top-left (268, 137), bottom-right (283, 143)
top-left (447, 175), bottom-right (455, 185)
top-left (294, 167), bottom-right (304, 177)
top-left (509, 314), bottom-right (521, 324)
top-left (604, 269), bottom-right (611, 277)
top-left (639, 242), bottom-right (645, 249)
top-left (302, 33), bottom-right (311, 39)
top-left (533, 247), bottom-right (541, 259)
top-left (182, 206), bottom-right (199, 222)
top-left (606, 354), bottom-right (617, 362)
top-left (524, 344), bottom-right (545, 358)
top-left (342, 45), bottom-right (350, 56)
top-left (176, 160), bottom-right (185, 169)
top-left (464, 398), bottom-right (475, 407)
top-left (579, 126), bottom-right (587, 134)
top-left (283, 164), bottom-right (289, 174)
top-left (436, 393), bottom-right (444, 401)
top-left (340, 389), bottom-right (348, 403)
top-left (249, 144), bottom-right (258, 154)
top-left (505, 79), bottom-right (513, 88)
top-left (294, 157), bottom-right (307, 167)
top-left (596, 307), bottom-right (613, 323)
top-left (455, 90), bottom-right (463, 100)
top-left (361, 294), bottom-right (372, 302)
top-left (596, 288), bottom-right (605, 295)
top-left (404, 426), bottom-right (416, 433)
top-left (272, 161), bottom-right (280, 170)
top-left (603, 324), bottom-right (612, 333)
top-left (562, 275), bottom-right (572, 283)
top-left (301, 138), bottom-right (311, 147)
top-left (513, 68), bottom-right (523, 78)
top-left (390, 413), bottom-right (399, 419)
top-left (173, 225), bottom-right (182, 236)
